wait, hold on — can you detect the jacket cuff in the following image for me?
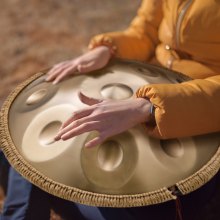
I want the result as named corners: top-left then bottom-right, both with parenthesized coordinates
top-left (136, 84), bottom-right (167, 139)
top-left (136, 77), bottom-right (220, 139)
top-left (88, 31), bottom-right (154, 61)
top-left (88, 34), bottom-right (117, 57)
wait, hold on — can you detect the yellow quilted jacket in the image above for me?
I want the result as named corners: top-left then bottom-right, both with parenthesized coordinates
top-left (88, 0), bottom-right (220, 139)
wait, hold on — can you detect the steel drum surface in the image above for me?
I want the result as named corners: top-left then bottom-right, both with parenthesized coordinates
top-left (1, 59), bottom-right (220, 207)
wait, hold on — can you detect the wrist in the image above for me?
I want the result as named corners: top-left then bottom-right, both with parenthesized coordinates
top-left (98, 45), bottom-right (113, 61)
top-left (136, 98), bottom-right (156, 125)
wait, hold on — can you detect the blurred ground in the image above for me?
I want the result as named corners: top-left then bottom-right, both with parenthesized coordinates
top-left (0, 0), bottom-right (141, 106)
top-left (0, 0), bottom-right (220, 220)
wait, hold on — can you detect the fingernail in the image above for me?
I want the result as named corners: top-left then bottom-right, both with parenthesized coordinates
top-left (85, 143), bottom-right (92, 148)
top-left (52, 81), bottom-right (57, 85)
top-left (45, 76), bottom-right (50, 81)
top-left (61, 135), bottom-right (66, 141)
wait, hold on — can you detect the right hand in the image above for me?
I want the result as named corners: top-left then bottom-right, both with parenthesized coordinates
top-left (46, 46), bottom-right (112, 84)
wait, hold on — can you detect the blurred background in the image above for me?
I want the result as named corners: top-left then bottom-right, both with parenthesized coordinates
top-left (0, 0), bottom-right (220, 220)
top-left (0, 0), bottom-right (141, 106)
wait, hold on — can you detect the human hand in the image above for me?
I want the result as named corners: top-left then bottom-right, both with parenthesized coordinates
top-left (46, 46), bottom-right (112, 84)
top-left (54, 93), bottom-right (152, 148)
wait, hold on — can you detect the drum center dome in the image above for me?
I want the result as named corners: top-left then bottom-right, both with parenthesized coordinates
top-left (100, 83), bottom-right (133, 100)
top-left (39, 121), bottom-right (62, 146)
top-left (26, 89), bottom-right (47, 105)
top-left (97, 140), bottom-right (123, 171)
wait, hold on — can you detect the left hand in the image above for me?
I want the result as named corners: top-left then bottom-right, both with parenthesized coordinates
top-left (45, 46), bottom-right (111, 84)
top-left (54, 93), bottom-right (152, 148)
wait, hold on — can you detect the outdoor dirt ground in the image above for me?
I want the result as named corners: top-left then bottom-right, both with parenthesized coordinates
top-left (0, 0), bottom-right (140, 105)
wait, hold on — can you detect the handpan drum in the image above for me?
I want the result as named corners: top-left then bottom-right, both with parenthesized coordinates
top-left (1, 59), bottom-right (220, 207)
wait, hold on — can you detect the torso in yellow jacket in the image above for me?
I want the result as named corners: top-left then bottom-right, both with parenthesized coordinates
top-left (89, 0), bottom-right (220, 139)
top-left (158, 0), bottom-right (220, 79)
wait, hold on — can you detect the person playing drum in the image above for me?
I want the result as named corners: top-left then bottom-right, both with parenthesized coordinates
top-left (1, 1), bottom-right (220, 220)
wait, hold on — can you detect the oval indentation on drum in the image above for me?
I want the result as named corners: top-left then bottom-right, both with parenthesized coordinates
top-left (160, 139), bottom-right (184, 158)
top-left (98, 140), bottom-right (123, 171)
top-left (14, 76), bottom-right (59, 113)
top-left (26, 89), bottom-right (47, 105)
top-left (100, 83), bottom-right (133, 100)
top-left (21, 104), bottom-right (76, 162)
top-left (39, 121), bottom-right (62, 146)
top-left (81, 131), bottom-right (138, 191)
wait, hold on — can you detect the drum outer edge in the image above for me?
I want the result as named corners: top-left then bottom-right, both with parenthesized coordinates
top-left (1, 60), bottom-right (220, 207)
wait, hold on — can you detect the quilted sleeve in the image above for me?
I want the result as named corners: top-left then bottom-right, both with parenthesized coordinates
top-left (88, 0), bottom-right (163, 61)
top-left (136, 74), bottom-right (220, 139)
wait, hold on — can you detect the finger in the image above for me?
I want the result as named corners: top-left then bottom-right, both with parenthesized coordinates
top-left (79, 92), bottom-right (103, 106)
top-left (85, 133), bottom-right (107, 148)
top-left (55, 114), bottom-right (95, 141)
top-left (47, 61), bottom-right (69, 75)
top-left (60, 107), bottom-right (94, 130)
top-left (46, 61), bottom-right (70, 76)
top-left (46, 63), bottom-right (70, 81)
top-left (53, 64), bottom-right (78, 84)
top-left (56, 119), bottom-right (87, 140)
top-left (60, 121), bottom-right (99, 141)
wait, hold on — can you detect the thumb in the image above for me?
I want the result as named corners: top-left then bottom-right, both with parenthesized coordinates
top-left (78, 92), bottom-right (103, 106)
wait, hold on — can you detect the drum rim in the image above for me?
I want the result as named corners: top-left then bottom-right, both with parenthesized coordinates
top-left (1, 59), bottom-right (220, 207)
